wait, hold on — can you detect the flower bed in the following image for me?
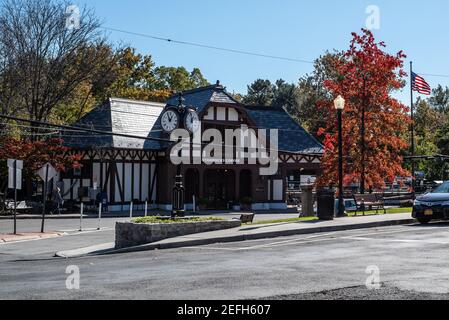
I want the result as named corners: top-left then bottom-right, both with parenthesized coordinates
top-left (115, 217), bottom-right (241, 249)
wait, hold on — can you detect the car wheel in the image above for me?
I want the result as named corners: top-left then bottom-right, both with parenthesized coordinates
top-left (417, 218), bottom-right (431, 225)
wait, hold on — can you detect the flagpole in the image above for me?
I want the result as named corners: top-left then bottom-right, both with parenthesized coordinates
top-left (410, 61), bottom-right (416, 199)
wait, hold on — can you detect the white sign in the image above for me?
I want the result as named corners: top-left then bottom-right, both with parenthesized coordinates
top-left (8, 159), bottom-right (23, 190)
top-left (7, 159), bottom-right (23, 170)
top-left (37, 163), bottom-right (58, 182)
top-left (8, 167), bottom-right (22, 190)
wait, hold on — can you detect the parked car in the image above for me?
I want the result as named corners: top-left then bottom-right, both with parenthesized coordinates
top-left (413, 181), bottom-right (449, 224)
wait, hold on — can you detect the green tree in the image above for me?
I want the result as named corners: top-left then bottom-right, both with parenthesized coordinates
top-left (154, 66), bottom-right (209, 92)
top-left (243, 79), bottom-right (275, 106)
top-left (50, 47), bottom-right (211, 124)
top-left (295, 52), bottom-right (343, 137)
top-left (272, 79), bottom-right (297, 113)
top-left (429, 85), bottom-right (449, 113)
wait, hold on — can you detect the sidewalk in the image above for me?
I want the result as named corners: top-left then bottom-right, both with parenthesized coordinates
top-left (0, 209), bottom-right (298, 221)
top-left (56, 212), bottom-right (415, 258)
top-left (0, 232), bottom-right (65, 243)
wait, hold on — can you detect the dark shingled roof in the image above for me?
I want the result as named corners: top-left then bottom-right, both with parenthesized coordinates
top-left (146, 83), bottom-right (240, 149)
top-left (165, 83), bottom-right (238, 114)
top-left (65, 84), bottom-right (323, 155)
top-left (244, 106), bottom-right (323, 154)
top-left (65, 98), bottom-right (165, 150)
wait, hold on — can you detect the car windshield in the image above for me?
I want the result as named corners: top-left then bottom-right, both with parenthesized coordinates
top-left (432, 182), bottom-right (449, 194)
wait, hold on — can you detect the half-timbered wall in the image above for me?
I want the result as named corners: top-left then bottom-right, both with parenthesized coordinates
top-left (61, 149), bottom-right (159, 210)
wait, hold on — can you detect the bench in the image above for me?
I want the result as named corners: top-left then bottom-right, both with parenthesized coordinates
top-left (353, 194), bottom-right (386, 216)
top-left (239, 213), bottom-right (255, 224)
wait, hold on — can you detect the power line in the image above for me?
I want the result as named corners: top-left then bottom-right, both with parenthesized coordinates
top-left (102, 27), bottom-right (314, 64)
top-left (103, 27), bottom-right (449, 79)
top-left (0, 114), bottom-right (323, 156)
top-left (419, 73), bottom-right (449, 79)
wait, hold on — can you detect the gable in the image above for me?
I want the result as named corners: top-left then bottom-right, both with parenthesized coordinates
top-left (202, 106), bottom-right (241, 122)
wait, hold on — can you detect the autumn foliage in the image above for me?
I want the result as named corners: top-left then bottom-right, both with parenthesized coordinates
top-left (0, 138), bottom-right (81, 180)
top-left (317, 29), bottom-right (411, 190)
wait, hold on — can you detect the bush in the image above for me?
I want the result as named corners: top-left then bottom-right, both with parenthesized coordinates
top-left (132, 216), bottom-right (223, 224)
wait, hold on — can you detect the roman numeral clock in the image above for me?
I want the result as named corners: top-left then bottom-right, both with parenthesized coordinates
top-left (160, 94), bottom-right (200, 134)
top-left (160, 93), bottom-right (200, 218)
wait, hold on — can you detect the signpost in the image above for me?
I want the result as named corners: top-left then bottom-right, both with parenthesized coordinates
top-left (37, 163), bottom-right (58, 233)
top-left (8, 159), bottom-right (23, 235)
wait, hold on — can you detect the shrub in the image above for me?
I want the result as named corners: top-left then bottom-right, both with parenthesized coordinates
top-left (132, 216), bottom-right (224, 224)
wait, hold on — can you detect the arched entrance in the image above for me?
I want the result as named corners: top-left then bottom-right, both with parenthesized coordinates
top-left (239, 170), bottom-right (252, 200)
top-left (204, 169), bottom-right (235, 210)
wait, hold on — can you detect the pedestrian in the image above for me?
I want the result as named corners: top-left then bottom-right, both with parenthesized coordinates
top-left (52, 187), bottom-right (64, 215)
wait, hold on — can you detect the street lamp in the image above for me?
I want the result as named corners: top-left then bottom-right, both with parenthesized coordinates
top-left (334, 95), bottom-right (345, 218)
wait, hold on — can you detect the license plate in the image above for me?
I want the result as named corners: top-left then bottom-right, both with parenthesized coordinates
top-left (424, 209), bottom-right (433, 216)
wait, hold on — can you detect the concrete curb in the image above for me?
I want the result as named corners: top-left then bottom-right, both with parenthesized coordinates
top-left (55, 217), bottom-right (417, 258)
top-left (0, 215), bottom-right (132, 220)
top-left (1, 232), bottom-right (66, 243)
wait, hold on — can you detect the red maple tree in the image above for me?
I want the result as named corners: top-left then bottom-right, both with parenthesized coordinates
top-left (0, 137), bottom-right (81, 181)
top-left (317, 29), bottom-right (411, 191)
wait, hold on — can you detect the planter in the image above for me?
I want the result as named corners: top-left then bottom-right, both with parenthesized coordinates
top-left (115, 219), bottom-right (242, 249)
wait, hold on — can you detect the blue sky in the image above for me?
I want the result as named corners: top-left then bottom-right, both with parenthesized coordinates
top-left (78, 0), bottom-right (449, 104)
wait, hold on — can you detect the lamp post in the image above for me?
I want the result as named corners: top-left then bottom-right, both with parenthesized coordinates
top-left (172, 93), bottom-right (186, 218)
top-left (334, 95), bottom-right (345, 218)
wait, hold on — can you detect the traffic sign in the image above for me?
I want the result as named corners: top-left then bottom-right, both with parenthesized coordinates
top-left (7, 159), bottom-right (22, 190)
top-left (37, 163), bottom-right (58, 182)
top-left (8, 167), bottom-right (22, 190)
top-left (7, 159), bottom-right (23, 170)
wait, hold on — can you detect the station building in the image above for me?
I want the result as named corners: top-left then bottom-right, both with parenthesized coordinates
top-left (63, 83), bottom-right (323, 211)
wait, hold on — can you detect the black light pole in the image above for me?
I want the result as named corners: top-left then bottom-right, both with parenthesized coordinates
top-left (334, 95), bottom-right (346, 217)
top-left (172, 93), bottom-right (186, 218)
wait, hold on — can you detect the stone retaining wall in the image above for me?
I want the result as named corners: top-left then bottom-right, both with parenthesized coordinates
top-left (115, 220), bottom-right (242, 249)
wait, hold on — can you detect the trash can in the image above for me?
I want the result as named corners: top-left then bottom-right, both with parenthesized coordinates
top-left (301, 185), bottom-right (314, 217)
top-left (317, 188), bottom-right (335, 220)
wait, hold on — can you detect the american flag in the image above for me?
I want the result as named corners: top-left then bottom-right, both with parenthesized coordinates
top-left (412, 72), bottom-right (431, 95)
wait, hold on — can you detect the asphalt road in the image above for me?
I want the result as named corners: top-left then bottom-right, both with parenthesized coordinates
top-left (2, 222), bottom-right (449, 300)
top-left (0, 214), bottom-right (299, 259)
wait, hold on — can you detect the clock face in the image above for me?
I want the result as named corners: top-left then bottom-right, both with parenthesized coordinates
top-left (184, 110), bottom-right (200, 133)
top-left (161, 109), bottom-right (180, 133)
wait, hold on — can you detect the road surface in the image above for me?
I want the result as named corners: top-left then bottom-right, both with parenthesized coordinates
top-left (2, 222), bottom-right (449, 299)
